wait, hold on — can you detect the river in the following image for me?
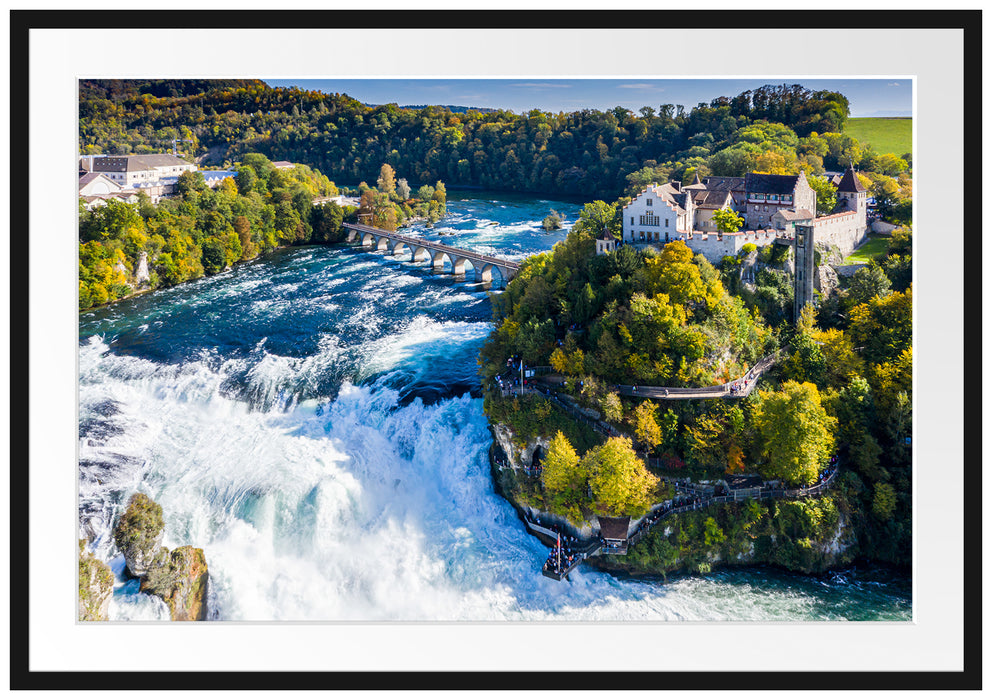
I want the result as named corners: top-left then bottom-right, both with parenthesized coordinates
top-left (77, 190), bottom-right (911, 621)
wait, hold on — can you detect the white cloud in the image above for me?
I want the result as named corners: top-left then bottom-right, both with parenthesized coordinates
top-left (508, 82), bottom-right (571, 89)
top-left (888, 82), bottom-right (901, 86)
top-left (617, 83), bottom-right (664, 90)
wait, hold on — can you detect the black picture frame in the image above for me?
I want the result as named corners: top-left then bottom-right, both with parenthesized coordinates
top-left (9, 8), bottom-right (981, 692)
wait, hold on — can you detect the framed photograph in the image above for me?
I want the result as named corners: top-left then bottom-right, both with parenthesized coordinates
top-left (10, 7), bottom-right (980, 692)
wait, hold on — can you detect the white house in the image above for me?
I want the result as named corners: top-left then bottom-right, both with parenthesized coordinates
top-left (80, 154), bottom-right (197, 188)
top-left (621, 181), bottom-right (695, 245)
top-left (78, 172), bottom-right (123, 197)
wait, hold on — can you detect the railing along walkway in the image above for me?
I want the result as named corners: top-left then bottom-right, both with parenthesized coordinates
top-left (616, 352), bottom-right (779, 400)
top-left (535, 463), bottom-right (842, 580)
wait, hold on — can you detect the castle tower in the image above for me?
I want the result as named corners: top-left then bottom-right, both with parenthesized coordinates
top-left (835, 165), bottom-right (868, 239)
top-left (793, 223), bottom-right (816, 323)
top-left (596, 225), bottom-right (618, 255)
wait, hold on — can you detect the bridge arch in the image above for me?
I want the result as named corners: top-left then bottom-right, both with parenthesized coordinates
top-left (388, 239), bottom-right (408, 256)
top-left (478, 263), bottom-right (505, 286)
top-left (411, 245), bottom-right (431, 263)
top-left (451, 255), bottom-right (474, 277)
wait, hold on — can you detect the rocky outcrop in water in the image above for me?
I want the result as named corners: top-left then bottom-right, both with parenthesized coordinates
top-left (78, 539), bottom-right (114, 621)
top-left (140, 545), bottom-right (209, 621)
top-left (112, 492), bottom-right (209, 621)
top-left (113, 492), bottom-right (166, 578)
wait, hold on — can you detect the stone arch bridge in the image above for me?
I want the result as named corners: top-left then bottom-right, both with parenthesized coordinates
top-left (343, 223), bottom-right (520, 288)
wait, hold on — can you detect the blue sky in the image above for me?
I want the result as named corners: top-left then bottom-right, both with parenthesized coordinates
top-left (265, 78), bottom-right (911, 118)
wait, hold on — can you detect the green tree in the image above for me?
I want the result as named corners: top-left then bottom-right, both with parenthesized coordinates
top-left (712, 208), bottom-right (744, 233)
top-left (541, 431), bottom-right (588, 520)
top-left (633, 400), bottom-right (662, 455)
top-left (850, 432), bottom-right (888, 482)
top-left (807, 174), bottom-right (838, 216)
top-left (844, 264), bottom-right (892, 310)
top-left (201, 238), bottom-right (227, 274)
top-left (235, 165), bottom-right (258, 196)
top-left (574, 200), bottom-right (619, 238)
top-left (703, 516), bottom-right (726, 548)
top-left (176, 170), bottom-right (207, 199)
top-left (600, 392), bottom-right (623, 423)
top-left (311, 202), bottom-right (344, 243)
top-left (872, 482), bottom-right (897, 521)
top-left (585, 437), bottom-right (659, 517)
top-left (876, 153), bottom-right (908, 177)
top-left (753, 381), bottom-right (837, 485)
top-left (377, 163), bottom-right (396, 196)
top-left (871, 176), bottom-right (901, 220)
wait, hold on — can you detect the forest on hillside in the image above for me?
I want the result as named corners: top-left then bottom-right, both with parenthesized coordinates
top-left (79, 79), bottom-right (911, 222)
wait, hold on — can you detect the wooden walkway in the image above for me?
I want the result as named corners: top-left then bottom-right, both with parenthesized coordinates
top-left (496, 351), bottom-right (778, 407)
top-left (532, 463), bottom-right (842, 580)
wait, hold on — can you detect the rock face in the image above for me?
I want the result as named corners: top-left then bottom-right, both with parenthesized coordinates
top-left (112, 492), bottom-right (209, 621)
top-left (134, 251), bottom-right (151, 288)
top-left (78, 539), bottom-right (114, 621)
top-left (815, 264), bottom-right (840, 298)
top-left (140, 546), bottom-right (209, 621)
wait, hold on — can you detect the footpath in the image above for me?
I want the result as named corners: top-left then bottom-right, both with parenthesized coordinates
top-left (491, 352), bottom-right (842, 581)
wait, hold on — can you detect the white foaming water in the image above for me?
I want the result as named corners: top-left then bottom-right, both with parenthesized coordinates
top-left (81, 337), bottom-right (741, 621)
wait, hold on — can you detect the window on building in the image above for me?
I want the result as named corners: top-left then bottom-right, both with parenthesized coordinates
top-left (646, 199), bottom-right (652, 206)
top-left (665, 218), bottom-right (669, 227)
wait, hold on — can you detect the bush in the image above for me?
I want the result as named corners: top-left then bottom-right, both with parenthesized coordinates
top-left (542, 210), bottom-right (563, 231)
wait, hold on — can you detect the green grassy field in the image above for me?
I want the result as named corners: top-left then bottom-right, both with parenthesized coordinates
top-left (844, 118), bottom-right (912, 157)
top-left (843, 235), bottom-right (890, 264)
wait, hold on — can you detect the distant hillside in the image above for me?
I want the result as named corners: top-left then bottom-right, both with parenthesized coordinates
top-left (81, 81), bottom-right (910, 201)
top-left (397, 104), bottom-right (499, 114)
top-left (844, 117), bottom-right (912, 158)
top-left (80, 79), bottom-right (267, 101)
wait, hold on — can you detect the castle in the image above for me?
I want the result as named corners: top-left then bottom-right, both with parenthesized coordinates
top-left (619, 166), bottom-right (868, 262)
